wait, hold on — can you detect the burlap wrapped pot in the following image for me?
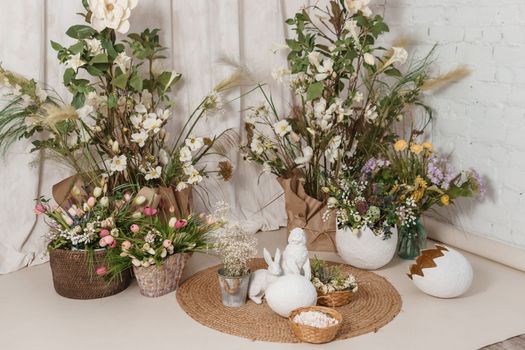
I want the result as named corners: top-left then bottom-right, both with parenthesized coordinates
top-left (278, 176), bottom-right (337, 252)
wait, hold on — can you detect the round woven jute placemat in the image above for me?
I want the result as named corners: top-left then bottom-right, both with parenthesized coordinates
top-left (176, 259), bottom-right (402, 343)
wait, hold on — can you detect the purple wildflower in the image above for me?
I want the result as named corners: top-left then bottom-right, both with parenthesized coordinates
top-left (427, 156), bottom-right (458, 190)
top-left (469, 169), bottom-right (486, 198)
top-left (362, 157), bottom-right (390, 174)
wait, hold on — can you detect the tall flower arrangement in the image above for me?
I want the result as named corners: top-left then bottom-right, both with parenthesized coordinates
top-left (242, 0), bottom-right (435, 200)
top-left (0, 0), bottom-right (236, 193)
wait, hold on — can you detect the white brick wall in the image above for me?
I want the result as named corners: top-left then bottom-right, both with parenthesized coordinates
top-left (375, 0), bottom-right (525, 248)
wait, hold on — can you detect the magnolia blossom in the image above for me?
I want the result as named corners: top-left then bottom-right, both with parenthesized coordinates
top-left (159, 149), bottom-right (169, 165)
top-left (142, 116), bottom-right (162, 134)
top-left (186, 168), bottom-right (203, 184)
top-left (344, 0), bottom-right (372, 17)
top-left (88, 0), bottom-right (138, 34)
top-left (272, 66), bottom-right (291, 83)
top-left (131, 131), bottom-right (148, 147)
top-left (114, 52), bottom-right (131, 73)
top-left (176, 182), bottom-right (188, 191)
top-left (130, 114), bottom-right (142, 129)
top-left (109, 155), bottom-right (127, 173)
top-left (273, 120), bottom-right (292, 137)
top-left (326, 135), bottom-right (342, 163)
top-left (85, 38), bottom-right (104, 56)
top-left (135, 103), bottom-right (148, 114)
top-left (144, 166), bottom-right (162, 180)
top-left (364, 52), bottom-right (375, 65)
top-left (250, 136), bottom-right (265, 155)
top-left (179, 146), bottom-right (192, 162)
top-left (65, 53), bottom-right (85, 72)
top-left (295, 146), bottom-right (313, 165)
top-left (344, 19), bottom-right (360, 42)
top-left (384, 47), bottom-right (408, 68)
top-left (157, 108), bottom-right (171, 121)
top-left (364, 105), bottom-right (378, 123)
top-left (315, 58), bottom-right (334, 81)
top-left (185, 135), bottom-right (204, 151)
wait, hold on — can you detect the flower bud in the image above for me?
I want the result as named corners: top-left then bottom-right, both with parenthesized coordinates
top-left (168, 217), bottom-right (177, 228)
top-left (132, 259), bottom-right (141, 267)
top-left (112, 141), bottom-right (120, 153)
top-left (134, 195), bottom-right (146, 206)
top-left (99, 229), bottom-right (110, 238)
top-left (87, 196), bottom-right (96, 208)
top-left (130, 224), bottom-right (140, 233)
top-left (100, 196), bottom-right (109, 207)
top-left (93, 187), bottom-right (102, 198)
top-left (132, 211), bottom-right (143, 219)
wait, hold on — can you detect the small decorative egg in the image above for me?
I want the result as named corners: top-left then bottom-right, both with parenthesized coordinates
top-left (408, 244), bottom-right (473, 298)
top-left (265, 275), bottom-right (317, 317)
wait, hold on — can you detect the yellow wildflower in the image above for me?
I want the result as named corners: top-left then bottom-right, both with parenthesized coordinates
top-left (441, 195), bottom-right (450, 206)
top-left (410, 143), bottom-right (424, 155)
top-left (394, 139), bottom-right (408, 152)
top-left (422, 142), bottom-right (433, 150)
top-left (411, 176), bottom-right (428, 202)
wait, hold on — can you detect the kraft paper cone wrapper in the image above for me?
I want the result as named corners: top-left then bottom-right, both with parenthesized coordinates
top-left (53, 176), bottom-right (193, 219)
top-left (277, 176), bottom-right (337, 252)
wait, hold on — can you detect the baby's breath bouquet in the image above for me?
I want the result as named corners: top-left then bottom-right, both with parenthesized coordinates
top-left (213, 225), bottom-right (258, 278)
top-left (0, 0), bottom-right (236, 196)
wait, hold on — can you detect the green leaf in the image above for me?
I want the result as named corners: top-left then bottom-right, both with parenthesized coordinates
top-left (69, 41), bottom-right (85, 54)
top-left (286, 39), bottom-right (301, 51)
top-left (113, 73), bottom-right (128, 89)
top-left (101, 39), bottom-right (117, 58)
top-left (66, 25), bottom-right (96, 39)
top-left (384, 67), bottom-right (402, 77)
top-left (91, 54), bottom-right (108, 64)
top-left (71, 93), bottom-right (85, 109)
top-left (85, 65), bottom-right (104, 76)
top-left (158, 71), bottom-right (181, 91)
top-left (63, 68), bottom-right (76, 85)
top-left (306, 81), bottom-right (324, 101)
top-left (129, 74), bottom-right (143, 92)
top-left (107, 93), bottom-right (117, 109)
top-left (50, 41), bottom-right (64, 52)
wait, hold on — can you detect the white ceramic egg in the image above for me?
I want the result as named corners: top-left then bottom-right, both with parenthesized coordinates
top-left (336, 226), bottom-right (398, 270)
top-left (265, 274), bottom-right (317, 317)
top-left (408, 244), bottom-right (473, 298)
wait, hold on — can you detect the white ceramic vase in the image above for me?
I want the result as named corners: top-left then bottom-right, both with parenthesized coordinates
top-left (335, 226), bottom-right (398, 270)
top-left (265, 274), bottom-right (317, 317)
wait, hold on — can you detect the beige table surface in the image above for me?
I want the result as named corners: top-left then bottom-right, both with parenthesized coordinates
top-left (1, 228), bottom-right (524, 350)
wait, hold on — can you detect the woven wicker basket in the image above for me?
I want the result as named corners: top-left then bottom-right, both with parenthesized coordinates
top-left (49, 249), bottom-right (131, 299)
top-left (133, 253), bottom-right (190, 298)
top-left (288, 306), bottom-right (343, 344)
top-left (317, 289), bottom-right (354, 307)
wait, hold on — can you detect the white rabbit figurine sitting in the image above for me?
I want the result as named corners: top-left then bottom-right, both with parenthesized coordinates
top-left (248, 248), bottom-right (282, 304)
top-left (282, 228), bottom-right (311, 280)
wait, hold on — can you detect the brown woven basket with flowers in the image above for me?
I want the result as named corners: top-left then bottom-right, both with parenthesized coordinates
top-left (49, 249), bottom-right (131, 299)
top-left (317, 289), bottom-right (354, 307)
top-left (133, 253), bottom-right (191, 297)
top-left (288, 306), bottom-right (343, 344)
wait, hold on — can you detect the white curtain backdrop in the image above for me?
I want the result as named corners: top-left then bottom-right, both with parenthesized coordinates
top-left (0, 0), bottom-right (317, 274)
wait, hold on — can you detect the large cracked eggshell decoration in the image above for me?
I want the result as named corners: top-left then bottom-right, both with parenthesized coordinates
top-left (408, 245), bottom-right (473, 298)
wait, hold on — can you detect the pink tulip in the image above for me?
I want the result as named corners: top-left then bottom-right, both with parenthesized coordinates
top-left (34, 203), bottom-right (46, 215)
top-left (95, 266), bottom-right (107, 276)
top-left (163, 239), bottom-right (172, 248)
top-left (121, 240), bottom-right (132, 250)
top-left (99, 235), bottom-right (114, 247)
top-left (64, 216), bottom-right (74, 226)
top-left (130, 224), bottom-right (140, 233)
top-left (124, 192), bottom-right (132, 202)
top-left (86, 197), bottom-right (96, 208)
top-left (175, 219), bottom-right (187, 229)
top-left (109, 240), bottom-right (116, 248)
top-left (143, 207), bottom-right (158, 217)
top-left (99, 229), bottom-right (110, 238)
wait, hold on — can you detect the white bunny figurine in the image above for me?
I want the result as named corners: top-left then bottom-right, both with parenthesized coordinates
top-left (248, 248), bottom-right (282, 304)
top-left (282, 228), bottom-right (311, 280)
